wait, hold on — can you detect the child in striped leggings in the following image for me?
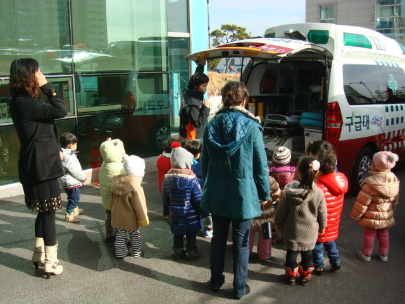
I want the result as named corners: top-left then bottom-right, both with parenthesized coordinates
top-left (111, 154), bottom-right (149, 258)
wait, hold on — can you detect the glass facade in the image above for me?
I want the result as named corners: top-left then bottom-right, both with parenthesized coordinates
top-left (377, 0), bottom-right (405, 44)
top-left (0, 0), bottom-right (199, 186)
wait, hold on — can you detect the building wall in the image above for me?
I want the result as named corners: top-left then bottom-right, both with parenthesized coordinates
top-left (306, 0), bottom-right (405, 45)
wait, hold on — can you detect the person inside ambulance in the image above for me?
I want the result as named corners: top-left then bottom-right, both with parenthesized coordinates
top-left (385, 88), bottom-right (397, 104)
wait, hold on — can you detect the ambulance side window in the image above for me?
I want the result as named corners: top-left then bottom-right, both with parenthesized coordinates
top-left (343, 65), bottom-right (380, 105)
top-left (376, 65), bottom-right (405, 104)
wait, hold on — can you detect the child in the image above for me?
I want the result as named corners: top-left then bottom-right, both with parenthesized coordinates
top-left (156, 137), bottom-right (180, 218)
top-left (59, 132), bottom-right (87, 223)
top-left (275, 156), bottom-right (327, 286)
top-left (99, 139), bottom-right (126, 243)
top-left (306, 140), bottom-right (338, 172)
top-left (310, 142), bottom-right (348, 275)
top-left (269, 146), bottom-right (296, 197)
top-left (162, 142), bottom-right (208, 261)
top-left (350, 151), bottom-right (399, 262)
top-left (269, 146), bottom-right (295, 244)
top-left (249, 176), bottom-right (280, 260)
top-left (111, 154), bottom-right (149, 258)
top-left (184, 140), bottom-right (213, 238)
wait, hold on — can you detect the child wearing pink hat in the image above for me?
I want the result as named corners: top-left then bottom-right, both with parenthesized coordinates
top-left (350, 151), bottom-right (400, 262)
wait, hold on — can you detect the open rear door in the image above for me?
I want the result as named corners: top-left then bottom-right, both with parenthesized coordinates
top-left (185, 38), bottom-right (332, 61)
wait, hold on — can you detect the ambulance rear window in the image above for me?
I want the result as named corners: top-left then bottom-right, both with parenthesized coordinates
top-left (343, 33), bottom-right (372, 49)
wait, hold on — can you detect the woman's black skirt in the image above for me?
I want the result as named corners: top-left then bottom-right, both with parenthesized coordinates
top-left (22, 178), bottom-right (62, 212)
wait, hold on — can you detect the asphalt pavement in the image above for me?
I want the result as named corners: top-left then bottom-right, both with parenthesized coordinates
top-left (0, 156), bottom-right (404, 304)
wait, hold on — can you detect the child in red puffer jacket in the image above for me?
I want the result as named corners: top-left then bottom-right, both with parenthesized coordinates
top-left (310, 141), bottom-right (348, 275)
top-left (156, 137), bottom-right (180, 218)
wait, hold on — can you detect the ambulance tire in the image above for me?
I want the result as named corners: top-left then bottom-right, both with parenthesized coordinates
top-left (351, 146), bottom-right (374, 193)
top-left (148, 120), bottom-right (171, 154)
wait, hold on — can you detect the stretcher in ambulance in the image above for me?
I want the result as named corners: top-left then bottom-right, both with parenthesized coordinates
top-left (186, 23), bottom-right (405, 191)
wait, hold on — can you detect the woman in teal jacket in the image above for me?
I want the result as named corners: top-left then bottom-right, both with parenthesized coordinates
top-left (201, 81), bottom-right (270, 299)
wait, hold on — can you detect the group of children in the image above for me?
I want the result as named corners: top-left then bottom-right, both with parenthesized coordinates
top-left (58, 130), bottom-right (400, 286)
top-left (256, 141), bottom-right (399, 287)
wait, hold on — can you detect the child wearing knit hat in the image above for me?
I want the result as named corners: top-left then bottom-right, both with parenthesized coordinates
top-left (351, 151), bottom-right (400, 262)
top-left (110, 154), bottom-right (149, 258)
top-left (269, 146), bottom-right (296, 198)
top-left (162, 142), bottom-right (209, 261)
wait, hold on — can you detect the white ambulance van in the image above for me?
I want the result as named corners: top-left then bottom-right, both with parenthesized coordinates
top-left (186, 23), bottom-right (405, 190)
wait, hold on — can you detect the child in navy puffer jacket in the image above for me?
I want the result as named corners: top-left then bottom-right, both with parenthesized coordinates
top-left (162, 142), bottom-right (208, 261)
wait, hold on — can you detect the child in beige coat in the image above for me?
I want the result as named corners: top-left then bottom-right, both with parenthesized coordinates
top-left (111, 154), bottom-right (149, 258)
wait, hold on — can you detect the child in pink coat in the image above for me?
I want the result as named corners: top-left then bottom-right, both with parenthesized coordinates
top-left (269, 146), bottom-right (296, 198)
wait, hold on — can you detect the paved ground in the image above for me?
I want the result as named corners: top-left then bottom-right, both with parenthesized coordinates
top-left (0, 157), bottom-right (404, 304)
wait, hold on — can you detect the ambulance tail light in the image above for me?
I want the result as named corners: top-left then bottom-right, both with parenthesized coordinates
top-left (123, 91), bottom-right (135, 113)
top-left (325, 102), bottom-right (343, 146)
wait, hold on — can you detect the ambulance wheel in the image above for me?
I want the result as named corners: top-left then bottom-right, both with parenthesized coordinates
top-left (351, 146), bottom-right (374, 193)
top-left (148, 120), bottom-right (171, 153)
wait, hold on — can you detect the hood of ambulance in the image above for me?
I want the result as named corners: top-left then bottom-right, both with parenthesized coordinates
top-left (185, 38), bottom-right (332, 61)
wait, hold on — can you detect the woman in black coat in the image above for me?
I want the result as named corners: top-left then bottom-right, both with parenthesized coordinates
top-left (9, 58), bottom-right (67, 278)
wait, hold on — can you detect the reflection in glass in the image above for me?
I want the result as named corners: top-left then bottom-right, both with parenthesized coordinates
top-left (343, 65), bottom-right (405, 105)
top-left (76, 73), bottom-right (170, 156)
top-left (168, 0), bottom-right (189, 33)
top-left (71, 0), bottom-right (168, 73)
top-left (0, 0), bottom-right (70, 76)
top-left (0, 124), bottom-right (20, 185)
top-left (320, 5), bottom-right (334, 23)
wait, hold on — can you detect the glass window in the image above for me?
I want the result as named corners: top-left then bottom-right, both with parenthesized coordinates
top-left (0, 79), bottom-right (11, 124)
top-left (0, 76), bottom-right (74, 124)
top-left (0, 0), bottom-right (70, 76)
top-left (377, 0), bottom-right (405, 5)
top-left (0, 124), bottom-right (21, 185)
top-left (167, 0), bottom-right (189, 33)
top-left (76, 73), bottom-right (169, 113)
top-left (377, 65), bottom-right (405, 103)
top-left (343, 64), bottom-right (405, 105)
top-left (71, 0), bottom-right (168, 73)
top-left (76, 72), bottom-right (170, 155)
top-left (343, 65), bottom-right (380, 105)
top-left (320, 5), bottom-right (334, 24)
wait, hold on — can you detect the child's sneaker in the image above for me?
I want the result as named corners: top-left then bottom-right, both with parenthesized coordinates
top-left (379, 254), bottom-right (388, 262)
top-left (204, 229), bottom-right (213, 238)
top-left (331, 263), bottom-right (341, 271)
top-left (358, 251), bottom-right (371, 262)
top-left (64, 212), bottom-right (80, 223)
top-left (185, 250), bottom-right (200, 261)
top-left (172, 248), bottom-right (185, 260)
top-left (312, 267), bottom-right (324, 276)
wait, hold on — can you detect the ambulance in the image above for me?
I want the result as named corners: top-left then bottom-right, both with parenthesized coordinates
top-left (186, 23), bottom-right (405, 191)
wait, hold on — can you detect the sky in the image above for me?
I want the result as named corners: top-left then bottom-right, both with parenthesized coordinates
top-left (209, 0), bottom-right (306, 37)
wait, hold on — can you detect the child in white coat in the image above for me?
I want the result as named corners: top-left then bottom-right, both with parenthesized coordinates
top-left (60, 133), bottom-right (87, 223)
